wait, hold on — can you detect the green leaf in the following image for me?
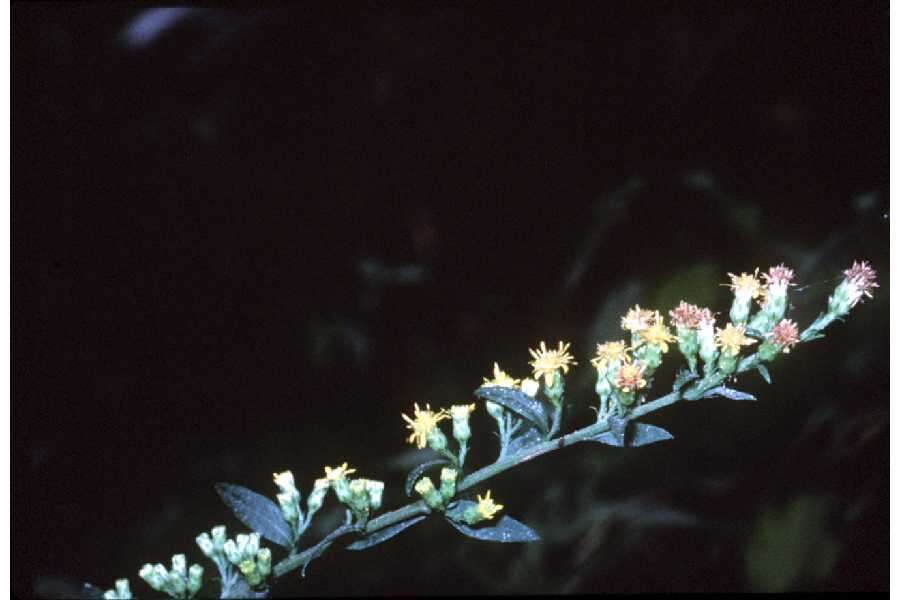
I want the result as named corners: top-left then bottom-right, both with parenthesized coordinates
top-left (507, 424), bottom-right (543, 454)
top-left (630, 423), bottom-right (675, 446)
top-left (587, 419), bottom-right (673, 447)
top-left (702, 386), bottom-right (757, 401)
top-left (474, 386), bottom-right (549, 433)
top-left (444, 502), bottom-right (540, 543)
top-left (346, 516), bottom-right (427, 550)
top-left (404, 459), bottom-right (450, 497)
top-left (756, 363), bottom-right (772, 384)
top-left (215, 483), bottom-right (294, 549)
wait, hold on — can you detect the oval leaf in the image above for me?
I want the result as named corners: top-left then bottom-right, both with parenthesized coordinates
top-left (756, 363), bottom-right (772, 384)
top-left (445, 513), bottom-right (540, 543)
top-left (702, 386), bottom-right (757, 401)
top-left (507, 424), bottom-right (544, 455)
top-left (474, 386), bottom-right (549, 433)
top-left (215, 483), bottom-right (293, 549)
top-left (630, 423), bottom-right (674, 446)
top-left (405, 459), bottom-right (450, 497)
top-left (346, 515), bottom-right (427, 550)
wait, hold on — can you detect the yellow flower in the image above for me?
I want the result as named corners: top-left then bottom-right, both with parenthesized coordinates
top-left (401, 403), bottom-right (450, 449)
top-left (590, 341), bottom-right (631, 370)
top-left (528, 341), bottom-right (577, 386)
top-left (323, 462), bottom-right (356, 482)
top-left (614, 360), bottom-right (647, 393)
top-left (621, 305), bottom-right (658, 332)
top-left (482, 362), bottom-right (520, 388)
top-left (715, 323), bottom-right (757, 356)
top-left (639, 322), bottom-right (676, 352)
top-left (476, 490), bottom-right (504, 520)
top-left (724, 269), bottom-right (763, 299)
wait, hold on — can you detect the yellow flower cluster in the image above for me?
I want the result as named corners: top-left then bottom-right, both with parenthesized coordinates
top-left (590, 340), bottom-right (630, 370)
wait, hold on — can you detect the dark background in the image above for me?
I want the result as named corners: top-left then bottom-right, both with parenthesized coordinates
top-left (14, 2), bottom-right (888, 596)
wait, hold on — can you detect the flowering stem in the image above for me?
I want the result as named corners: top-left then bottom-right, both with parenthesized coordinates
top-left (800, 312), bottom-right (836, 342)
top-left (272, 302), bottom-right (858, 582)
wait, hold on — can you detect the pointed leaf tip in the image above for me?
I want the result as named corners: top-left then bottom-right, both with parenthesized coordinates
top-left (215, 483), bottom-right (294, 549)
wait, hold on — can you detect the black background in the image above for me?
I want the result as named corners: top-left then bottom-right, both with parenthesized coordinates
top-left (14, 2), bottom-right (888, 596)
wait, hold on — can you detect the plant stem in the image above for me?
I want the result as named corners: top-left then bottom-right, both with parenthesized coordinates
top-left (272, 388), bottom-right (687, 580)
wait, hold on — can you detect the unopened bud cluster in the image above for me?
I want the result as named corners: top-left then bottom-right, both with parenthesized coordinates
top-left (414, 467), bottom-right (458, 511)
top-left (102, 579), bottom-right (132, 600)
top-left (196, 526), bottom-right (269, 590)
top-left (138, 554), bottom-right (203, 599)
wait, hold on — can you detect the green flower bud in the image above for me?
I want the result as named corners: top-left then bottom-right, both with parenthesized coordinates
top-left (757, 340), bottom-right (781, 362)
top-left (698, 324), bottom-right (718, 373)
top-left (246, 532), bottom-right (260, 559)
top-left (239, 558), bottom-right (263, 587)
top-left (277, 491), bottom-right (300, 526)
top-left (544, 370), bottom-right (565, 405)
top-left (365, 480), bottom-right (385, 511)
top-left (223, 539), bottom-right (241, 565)
top-left (333, 477), bottom-right (353, 505)
top-left (211, 526), bottom-right (227, 552)
top-left (450, 404), bottom-right (475, 443)
top-left (187, 564), bottom-right (203, 596)
top-left (235, 534), bottom-right (250, 558)
top-left (171, 554), bottom-right (187, 578)
top-left (347, 478), bottom-right (371, 513)
top-left (114, 578), bottom-right (132, 600)
top-left (195, 532), bottom-right (214, 558)
top-left (718, 352), bottom-right (737, 375)
top-left (439, 467), bottom-right (457, 501)
top-left (103, 591), bottom-right (118, 600)
top-left (414, 476), bottom-right (445, 510)
top-left (167, 569), bottom-right (186, 596)
top-left (426, 426), bottom-right (449, 453)
top-left (485, 400), bottom-right (505, 421)
top-left (675, 327), bottom-right (699, 372)
top-left (256, 548), bottom-right (272, 578)
top-left (307, 478), bottom-right (329, 515)
top-left (138, 563), bottom-right (166, 592)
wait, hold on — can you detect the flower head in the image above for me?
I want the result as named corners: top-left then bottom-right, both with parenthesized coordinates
top-left (770, 319), bottom-right (800, 353)
top-left (476, 490), bottom-right (504, 520)
top-left (528, 340), bottom-right (577, 386)
top-left (590, 340), bottom-right (631, 370)
top-left (762, 264), bottom-right (796, 288)
top-left (614, 360), bottom-right (647, 393)
top-left (482, 362), bottom-right (520, 389)
top-left (669, 301), bottom-right (706, 329)
top-left (639, 322), bottom-right (677, 353)
top-left (323, 462), bottom-right (357, 483)
top-left (621, 305), bottom-right (658, 332)
top-left (272, 471), bottom-right (296, 492)
top-left (450, 404), bottom-right (475, 420)
top-left (401, 403), bottom-right (450, 449)
top-left (715, 323), bottom-right (757, 357)
top-left (725, 269), bottom-right (763, 299)
top-left (696, 307), bottom-right (716, 329)
top-left (842, 260), bottom-right (879, 307)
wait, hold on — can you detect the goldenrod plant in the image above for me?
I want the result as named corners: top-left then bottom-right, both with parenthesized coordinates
top-left (88, 261), bottom-right (877, 598)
